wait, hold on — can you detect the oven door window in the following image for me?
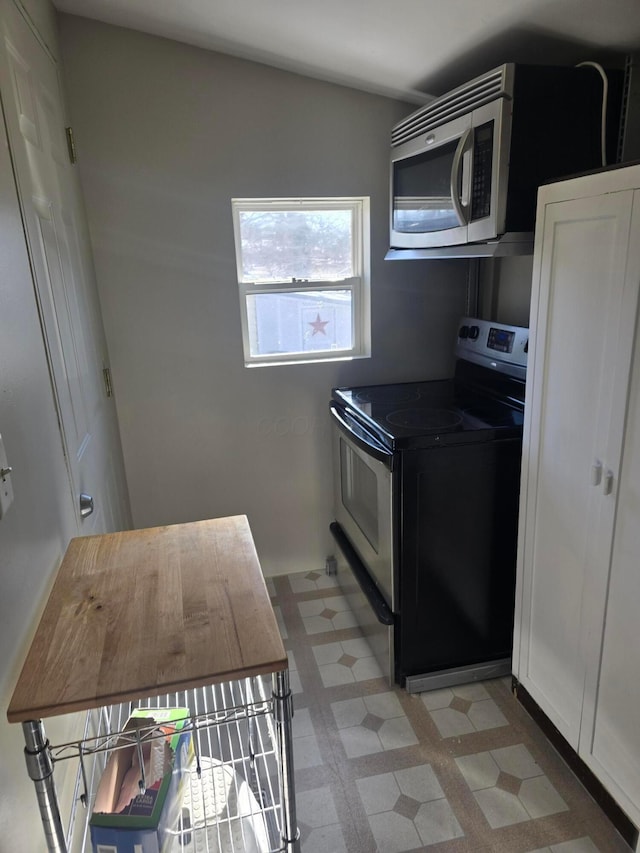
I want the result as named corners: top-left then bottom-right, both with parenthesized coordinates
top-left (392, 140), bottom-right (462, 234)
top-left (340, 437), bottom-right (379, 552)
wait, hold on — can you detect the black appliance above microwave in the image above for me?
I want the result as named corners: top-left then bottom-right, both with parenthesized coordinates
top-left (386, 63), bottom-right (622, 259)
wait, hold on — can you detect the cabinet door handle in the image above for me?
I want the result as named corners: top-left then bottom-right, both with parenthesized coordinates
top-left (591, 460), bottom-right (602, 486)
top-left (603, 469), bottom-right (614, 496)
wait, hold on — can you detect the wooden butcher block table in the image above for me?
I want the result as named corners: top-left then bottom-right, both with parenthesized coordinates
top-left (8, 515), bottom-right (298, 853)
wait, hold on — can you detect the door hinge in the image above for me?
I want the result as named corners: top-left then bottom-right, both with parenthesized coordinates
top-left (103, 367), bottom-right (113, 398)
top-left (65, 126), bottom-right (77, 164)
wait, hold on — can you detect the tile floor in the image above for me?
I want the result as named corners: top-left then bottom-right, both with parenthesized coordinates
top-left (267, 571), bottom-right (635, 853)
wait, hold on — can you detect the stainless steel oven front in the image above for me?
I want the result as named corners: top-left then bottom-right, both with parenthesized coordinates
top-left (330, 404), bottom-right (395, 683)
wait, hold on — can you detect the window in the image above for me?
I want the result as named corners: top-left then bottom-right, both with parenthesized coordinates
top-left (231, 197), bottom-right (370, 366)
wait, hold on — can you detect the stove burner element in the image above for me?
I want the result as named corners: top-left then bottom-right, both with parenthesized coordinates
top-left (355, 387), bottom-right (421, 404)
top-left (386, 408), bottom-right (463, 431)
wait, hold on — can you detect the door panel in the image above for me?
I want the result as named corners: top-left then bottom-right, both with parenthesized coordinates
top-left (579, 191), bottom-right (640, 827)
top-left (518, 189), bottom-right (634, 746)
top-left (0, 1), bottom-right (130, 533)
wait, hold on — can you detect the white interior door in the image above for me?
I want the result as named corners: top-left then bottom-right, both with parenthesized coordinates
top-left (516, 186), bottom-right (635, 747)
top-left (0, 0), bottom-right (130, 534)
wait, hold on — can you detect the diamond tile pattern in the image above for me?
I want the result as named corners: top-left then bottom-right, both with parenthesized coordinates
top-left (393, 793), bottom-right (422, 821)
top-left (456, 744), bottom-right (569, 828)
top-left (496, 770), bottom-right (523, 796)
top-left (449, 695), bottom-right (473, 714)
top-left (422, 683), bottom-right (509, 738)
top-left (361, 712), bottom-right (384, 733)
top-left (320, 607), bottom-right (337, 620)
top-left (268, 572), bottom-right (632, 853)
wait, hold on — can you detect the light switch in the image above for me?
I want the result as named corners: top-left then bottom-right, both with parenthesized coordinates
top-left (0, 433), bottom-right (14, 519)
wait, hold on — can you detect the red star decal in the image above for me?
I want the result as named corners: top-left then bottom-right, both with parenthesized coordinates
top-left (309, 313), bottom-right (329, 336)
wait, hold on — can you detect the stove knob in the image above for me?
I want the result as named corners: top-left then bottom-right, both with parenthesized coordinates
top-left (458, 325), bottom-right (469, 339)
top-left (469, 325), bottom-right (480, 340)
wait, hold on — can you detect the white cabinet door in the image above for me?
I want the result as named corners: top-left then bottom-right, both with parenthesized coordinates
top-left (515, 181), bottom-right (638, 748)
top-left (578, 190), bottom-right (640, 828)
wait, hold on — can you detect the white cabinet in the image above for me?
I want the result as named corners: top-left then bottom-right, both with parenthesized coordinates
top-left (514, 163), bottom-right (640, 832)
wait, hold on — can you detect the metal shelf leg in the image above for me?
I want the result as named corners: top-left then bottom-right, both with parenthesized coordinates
top-left (271, 670), bottom-right (299, 852)
top-left (22, 720), bottom-right (68, 853)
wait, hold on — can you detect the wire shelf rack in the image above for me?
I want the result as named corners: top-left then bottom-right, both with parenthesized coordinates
top-left (56, 677), bottom-right (289, 853)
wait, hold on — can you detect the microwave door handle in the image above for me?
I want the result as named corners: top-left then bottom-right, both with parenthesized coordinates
top-left (450, 128), bottom-right (473, 226)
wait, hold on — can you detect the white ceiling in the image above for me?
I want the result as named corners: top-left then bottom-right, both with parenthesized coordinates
top-left (53, 0), bottom-right (640, 103)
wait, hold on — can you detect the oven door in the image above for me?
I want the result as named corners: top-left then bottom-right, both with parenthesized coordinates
top-left (330, 404), bottom-right (395, 682)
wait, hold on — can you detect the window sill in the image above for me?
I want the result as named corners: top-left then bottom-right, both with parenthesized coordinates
top-left (244, 352), bottom-right (370, 368)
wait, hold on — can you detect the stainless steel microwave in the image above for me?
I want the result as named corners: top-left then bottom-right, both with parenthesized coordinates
top-left (389, 63), bottom-right (621, 253)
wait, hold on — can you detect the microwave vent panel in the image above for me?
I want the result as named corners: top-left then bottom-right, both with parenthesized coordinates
top-left (392, 65), bottom-right (511, 147)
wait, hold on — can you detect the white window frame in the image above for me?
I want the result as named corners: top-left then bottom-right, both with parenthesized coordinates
top-left (231, 197), bottom-right (371, 367)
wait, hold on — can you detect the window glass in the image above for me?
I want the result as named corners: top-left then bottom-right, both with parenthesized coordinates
top-left (231, 198), bottom-right (370, 366)
top-left (238, 209), bottom-right (353, 283)
top-left (247, 290), bottom-right (353, 358)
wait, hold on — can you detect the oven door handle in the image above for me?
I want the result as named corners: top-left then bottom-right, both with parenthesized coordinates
top-left (330, 522), bottom-right (394, 626)
top-left (330, 404), bottom-right (393, 469)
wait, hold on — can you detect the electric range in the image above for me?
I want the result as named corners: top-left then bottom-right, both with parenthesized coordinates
top-left (329, 316), bottom-right (529, 691)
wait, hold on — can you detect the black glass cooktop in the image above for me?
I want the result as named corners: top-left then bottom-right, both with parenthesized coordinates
top-left (332, 378), bottom-right (524, 450)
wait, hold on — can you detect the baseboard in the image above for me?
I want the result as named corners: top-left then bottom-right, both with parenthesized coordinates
top-left (512, 678), bottom-right (638, 850)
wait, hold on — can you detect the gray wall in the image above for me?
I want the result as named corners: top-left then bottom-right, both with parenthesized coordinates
top-left (59, 15), bottom-right (469, 576)
top-left (479, 256), bottom-right (533, 327)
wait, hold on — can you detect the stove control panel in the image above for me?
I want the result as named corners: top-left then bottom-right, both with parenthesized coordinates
top-left (456, 317), bottom-right (528, 377)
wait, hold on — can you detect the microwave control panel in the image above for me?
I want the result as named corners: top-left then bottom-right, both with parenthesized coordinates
top-left (471, 122), bottom-right (494, 222)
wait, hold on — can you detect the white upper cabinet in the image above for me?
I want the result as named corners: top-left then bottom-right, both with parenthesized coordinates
top-left (514, 163), bottom-right (640, 831)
